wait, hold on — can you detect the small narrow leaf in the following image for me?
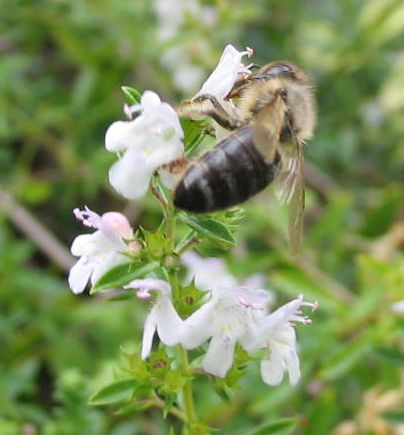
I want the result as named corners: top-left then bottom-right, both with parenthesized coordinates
top-left (121, 86), bottom-right (142, 104)
top-left (174, 230), bottom-right (198, 254)
top-left (248, 417), bottom-right (298, 435)
top-left (91, 261), bottom-right (160, 293)
top-left (178, 213), bottom-right (236, 246)
top-left (89, 378), bottom-right (136, 405)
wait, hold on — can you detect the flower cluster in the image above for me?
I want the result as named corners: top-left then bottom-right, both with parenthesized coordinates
top-left (68, 44), bottom-right (317, 388)
top-left (126, 277), bottom-right (316, 385)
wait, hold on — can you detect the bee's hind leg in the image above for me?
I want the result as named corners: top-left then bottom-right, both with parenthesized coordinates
top-left (192, 93), bottom-right (244, 130)
top-left (178, 93), bottom-right (245, 131)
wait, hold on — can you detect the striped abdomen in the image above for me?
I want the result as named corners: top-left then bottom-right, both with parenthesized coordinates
top-left (174, 126), bottom-right (281, 213)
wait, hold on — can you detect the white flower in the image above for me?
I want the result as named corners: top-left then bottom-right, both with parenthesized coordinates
top-left (154, 0), bottom-right (216, 41)
top-left (68, 207), bottom-right (134, 294)
top-left (182, 251), bottom-right (238, 291)
top-left (180, 281), bottom-right (316, 384)
top-left (249, 295), bottom-right (318, 386)
top-left (391, 300), bottom-right (404, 314)
top-left (180, 286), bottom-right (271, 377)
top-left (105, 90), bottom-right (184, 200)
top-left (194, 44), bottom-right (253, 99)
top-left (161, 46), bottom-right (205, 94)
top-left (182, 251), bottom-right (274, 304)
top-left (124, 278), bottom-right (183, 359)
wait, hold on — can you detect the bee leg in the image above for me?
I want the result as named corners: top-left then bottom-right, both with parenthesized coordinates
top-left (193, 94), bottom-right (244, 130)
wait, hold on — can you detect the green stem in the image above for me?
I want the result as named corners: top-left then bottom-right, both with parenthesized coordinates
top-left (179, 346), bottom-right (197, 430)
top-left (164, 200), bottom-right (197, 430)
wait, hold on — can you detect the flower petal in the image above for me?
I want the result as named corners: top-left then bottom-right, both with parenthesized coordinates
top-left (101, 212), bottom-right (133, 240)
top-left (182, 251), bottom-right (237, 291)
top-left (125, 278), bottom-right (171, 296)
top-left (180, 302), bottom-right (215, 349)
top-left (194, 44), bottom-right (251, 99)
top-left (108, 148), bottom-right (153, 200)
top-left (105, 120), bottom-right (136, 152)
top-left (68, 257), bottom-right (93, 294)
top-left (70, 234), bottom-right (95, 256)
top-left (90, 252), bottom-right (128, 286)
top-left (285, 346), bottom-right (301, 385)
top-left (141, 310), bottom-right (158, 359)
top-left (260, 352), bottom-right (285, 386)
top-left (202, 334), bottom-right (236, 377)
top-left (155, 295), bottom-right (183, 346)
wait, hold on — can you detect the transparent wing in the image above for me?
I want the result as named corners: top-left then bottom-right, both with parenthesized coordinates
top-left (275, 125), bottom-right (305, 254)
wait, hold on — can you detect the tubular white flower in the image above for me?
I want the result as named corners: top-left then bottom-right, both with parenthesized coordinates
top-left (249, 294), bottom-right (318, 386)
top-left (105, 90), bottom-right (184, 200)
top-left (180, 285), bottom-right (271, 378)
top-left (124, 278), bottom-right (183, 359)
top-left (68, 207), bottom-right (134, 294)
top-left (194, 44), bottom-right (253, 99)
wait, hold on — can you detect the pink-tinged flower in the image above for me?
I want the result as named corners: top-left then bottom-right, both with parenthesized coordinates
top-left (105, 90), bottom-right (184, 200)
top-left (194, 44), bottom-right (253, 99)
top-left (124, 278), bottom-right (183, 359)
top-left (248, 295), bottom-right (318, 386)
top-left (180, 286), bottom-right (271, 378)
top-left (68, 207), bottom-right (134, 294)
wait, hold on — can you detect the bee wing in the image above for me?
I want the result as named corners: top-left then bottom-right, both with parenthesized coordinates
top-left (275, 127), bottom-right (305, 254)
top-left (252, 94), bottom-right (286, 162)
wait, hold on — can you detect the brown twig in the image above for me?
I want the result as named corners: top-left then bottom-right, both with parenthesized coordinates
top-left (304, 161), bottom-right (338, 200)
top-left (0, 187), bottom-right (75, 271)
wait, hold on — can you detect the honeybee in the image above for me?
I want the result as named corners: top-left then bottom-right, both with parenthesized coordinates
top-left (174, 62), bottom-right (316, 252)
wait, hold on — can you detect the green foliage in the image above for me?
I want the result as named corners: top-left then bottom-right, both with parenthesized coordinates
top-left (2, 0), bottom-right (404, 433)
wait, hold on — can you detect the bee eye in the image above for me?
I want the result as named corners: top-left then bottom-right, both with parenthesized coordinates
top-left (257, 64), bottom-right (294, 79)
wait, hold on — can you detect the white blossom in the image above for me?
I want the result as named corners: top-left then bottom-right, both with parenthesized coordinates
top-left (194, 44), bottom-right (253, 100)
top-left (161, 46), bottom-right (205, 95)
top-left (182, 251), bottom-right (238, 291)
top-left (182, 251), bottom-right (274, 304)
top-left (180, 281), bottom-right (315, 384)
top-left (68, 207), bottom-right (134, 294)
top-left (391, 300), bottom-right (404, 314)
top-left (248, 295), bottom-right (318, 386)
top-left (105, 90), bottom-right (184, 200)
top-left (154, 0), bottom-right (216, 41)
top-left (180, 286), bottom-right (271, 377)
top-left (124, 278), bottom-right (183, 359)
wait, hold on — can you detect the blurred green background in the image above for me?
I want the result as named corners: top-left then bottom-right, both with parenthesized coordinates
top-left (1, 0), bottom-right (404, 434)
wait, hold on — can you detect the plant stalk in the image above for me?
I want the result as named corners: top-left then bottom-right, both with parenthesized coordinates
top-left (164, 200), bottom-right (197, 431)
top-left (179, 346), bottom-right (197, 431)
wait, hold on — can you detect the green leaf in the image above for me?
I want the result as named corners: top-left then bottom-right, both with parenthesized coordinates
top-left (180, 118), bottom-right (210, 156)
top-left (107, 292), bottom-right (136, 302)
top-left (89, 378), bottom-right (136, 405)
top-left (142, 229), bottom-right (168, 259)
top-left (174, 229), bottom-right (198, 254)
top-left (374, 347), bottom-right (404, 366)
top-left (174, 281), bottom-right (204, 317)
top-left (177, 213), bottom-right (236, 247)
top-left (91, 261), bottom-right (160, 293)
top-left (247, 417), bottom-right (298, 435)
top-left (121, 86), bottom-right (141, 104)
top-left (319, 331), bottom-right (373, 380)
top-left (382, 411), bottom-right (404, 424)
